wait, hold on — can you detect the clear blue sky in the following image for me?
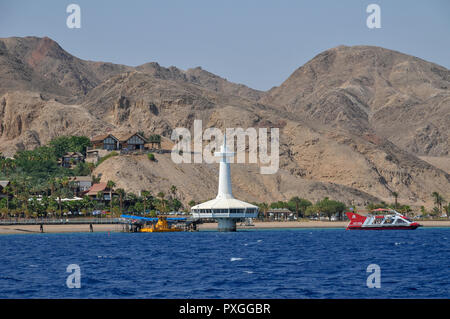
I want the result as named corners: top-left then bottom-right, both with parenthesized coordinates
top-left (0, 0), bottom-right (449, 91)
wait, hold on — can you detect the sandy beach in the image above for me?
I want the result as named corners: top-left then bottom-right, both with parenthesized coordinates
top-left (1, 220), bottom-right (450, 234)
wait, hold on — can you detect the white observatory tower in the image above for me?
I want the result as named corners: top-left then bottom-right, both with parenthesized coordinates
top-left (191, 135), bottom-right (259, 231)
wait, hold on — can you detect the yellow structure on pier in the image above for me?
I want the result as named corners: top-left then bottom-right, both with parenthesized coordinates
top-left (140, 217), bottom-right (183, 232)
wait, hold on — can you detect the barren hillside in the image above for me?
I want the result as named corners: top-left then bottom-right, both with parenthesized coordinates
top-left (0, 36), bottom-right (449, 208)
top-left (93, 152), bottom-right (381, 208)
top-left (261, 45), bottom-right (450, 156)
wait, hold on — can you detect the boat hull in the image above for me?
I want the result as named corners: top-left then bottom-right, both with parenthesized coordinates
top-left (347, 225), bottom-right (420, 230)
top-left (345, 211), bottom-right (421, 230)
top-left (141, 228), bottom-right (183, 232)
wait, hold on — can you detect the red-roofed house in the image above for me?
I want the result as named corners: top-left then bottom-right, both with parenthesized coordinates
top-left (84, 183), bottom-right (116, 201)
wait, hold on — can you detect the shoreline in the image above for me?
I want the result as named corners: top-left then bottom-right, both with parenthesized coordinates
top-left (199, 220), bottom-right (450, 230)
top-left (1, 220), bottom-right (450, 234)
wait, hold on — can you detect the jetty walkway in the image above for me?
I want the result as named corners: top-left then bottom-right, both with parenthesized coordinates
top-left (0, 217), bottom-right (201, 232)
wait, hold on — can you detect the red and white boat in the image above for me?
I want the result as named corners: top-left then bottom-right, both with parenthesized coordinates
top-left (345, 208), bottom-right (421, 230)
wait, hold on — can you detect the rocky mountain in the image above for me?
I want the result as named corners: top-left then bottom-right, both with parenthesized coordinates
top-left (0, 36), bottom-right (449, 208)
top-left (0, 36), bottom-right (131, 102)
top-left (136, 63), bottom-right (263, 101)
top-left (261, 45), bottom-right (450, 156)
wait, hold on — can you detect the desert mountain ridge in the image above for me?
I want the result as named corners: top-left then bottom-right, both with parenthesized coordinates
top-left (0, 36), bottom-right (448, 209)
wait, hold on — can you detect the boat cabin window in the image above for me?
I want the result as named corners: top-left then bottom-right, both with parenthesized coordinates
top-left (395, 219), bottom-right (406, 224)
top-left (373, 217), bottom-right (383, 224)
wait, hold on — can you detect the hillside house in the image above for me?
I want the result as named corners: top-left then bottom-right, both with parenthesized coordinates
top-left (86, 149), bottom-right (100, 164)
top-left (117, 133), bottom-right (147, 151)
top-left (69, 176), bottom-right (92, 196)
top-left (60, 152), bottom-right (85, 168)
top-left (84, 183), bottom-right (116, 201)
top-left (90, 132), bottom-right (147, 152)
top-left (91, 134), bottom-right (121, 151)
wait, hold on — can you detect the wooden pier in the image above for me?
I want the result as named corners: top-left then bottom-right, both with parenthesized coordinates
top-left (0, 217), bottom-right (202, 233)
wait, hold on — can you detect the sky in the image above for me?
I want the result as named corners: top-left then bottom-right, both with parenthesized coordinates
top-left (0, 0), bottom-right (449, 91)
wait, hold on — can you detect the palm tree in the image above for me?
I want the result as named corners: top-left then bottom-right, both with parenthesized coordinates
top-left (61, 177), bottom-right (71, 196)
top-left (170, 185), bottom-right (177, 199)
top-left (116, 188), bottom-right (126, 215)
top-left (106, 180), bottom-right (116, 213)
top-left (259, 202), bottom-right (269, 220)
top-left (1, 157), bottom-right (16, 176)
top-left (47, 196), bottom-right (58, 218)
top-left (53, 179), bottom-right (64, 217)
top-left (392, 191), bottom-right (399, 209)
top-left (0, 156), bottom-right (7, 176)
top-left (96, 191), bottom-right (104, 201)
top-left (87, 162), bottom-right (96, 174)
top-left (431, 192), bottom-right (444, 215)
top-left (126, 192), bottom-right (139, 208)
top-left (91, 174), bottom-right (101, 184)
top-left (141, 190), bottom-right (151, 214)
top-left (289, 196), bottom-right (302, 219)
top-left (47, 179), bottom-right (55, 196)
top-left (2, 185), bottom-right (11, 216)
top-left (53, 177), bottom-right (72, 218)
top-left (9, 180), bottom-right (20, 198)
top-left (444, 204), bottom-right (450, 218)
top-left (95, 191), bottom-right (104, 214)
top-left (157, 191), bottom-right (166, 213)
top-left (81, 196), bottom-right (92, 216)
top-left (188, 200), bottom-right (196, 208)
top-left (440, 197), bottom-right (447, 216)
top-left (12, 176), bottom-right (32, 218)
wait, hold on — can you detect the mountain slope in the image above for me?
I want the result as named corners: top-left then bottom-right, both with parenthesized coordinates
top-left (0, 36), bottom-right (448, 208)
top-left (261, 45), bottom-right (450, 156)
top-left (136, 63), bottom-right (263, 101)
top-left (0, 36), bottom-right (132, 102)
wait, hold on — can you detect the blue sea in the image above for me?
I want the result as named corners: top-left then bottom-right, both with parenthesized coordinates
top-left (0, 228), bottom-right (449, 298)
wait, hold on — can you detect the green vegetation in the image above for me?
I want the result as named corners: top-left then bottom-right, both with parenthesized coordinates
top-left (255, 197), bottom-right (344, 221)
top-left (147, 153), bottom-right (156, 161)
top-left (366, 201), bottom-right (412, 215)
top-left (391, 191), bottom-right (399, 209)
top-left (188, 200), bottom-right (196, 208)
top-left (365, 190), bottom-right (450, 218)
top-left (147, 134), bottom-right (161, 149)
top-left (106, 180), bottom-right (116, 212)
top-left (49, 136), bottom-right (91, 157)
top-left (137, 131), bottom-right (147, 139)
top-left (73, 162), bottom-right (95, 176)
top-left (0, 178), bottom-right (186, 218)
top-left (264, 197), bottom-right (313, 218)
top-left (288, 196), bottom-right (312, 218)
top-left (148, 134), bottom-right (161, 143)
top-left (305, 197), bottom-right (346, 220)
top-left (431, 191), bottom-right (446, 215)
top-left (0, 135), bottom-right (91, 184)
top-left (96, 151), bottom-right (119, 166)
